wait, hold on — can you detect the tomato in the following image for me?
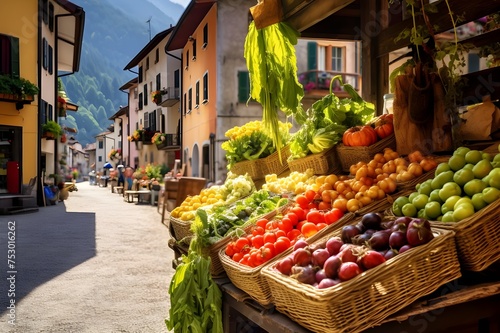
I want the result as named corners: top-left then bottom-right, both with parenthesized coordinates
top-left (225, 242), bottom-right (235, 257)
top-left (287, 229), bottom-right (302, 241)
top-left (301, 222), bottom-right (319, 238)
top-left (278, 217), bottom-right (293, 233)
top-left (256, 218), bottom-right (268, 229)
top-left (295, 195), bottom-right (309, 209)
top-left (286, 211), bottom-right (299, 226)
top-left (262, 243), bottom-right (276, 259)
top-left (251, 234), bottom-right (264, 249)
top-left (306, 210), bottom-right (325, 224)
top-left (234, 237), bottom-right (250, 253)
top-left (317, 201), bottom-right (331, 211)
top-left (252, 226), bottom-right (265, 236)
top-left (265, 220), bottom-right (278, 231)
top-left (274, 229), bottom-right (287, 239)
top-left (373, 114), bottom-right (394, 140)
top-left (274, 236), bottom-right (291, 254)
top-left (342, 125), bottom-right (378, 147)
top-left (296, 220), bottom-right (307, 232)
top-left (324, 208), bottom-right (343, 225)
top-left (316, 222), bottom-right (328, 230)
top-left (307, 201), bottom-right (319, 210)
top-left (232, 252), bottom-right (243, 262)
top-left (263, 232), bottom-right (277, 244)
top-left (305, 189), bottom-right (317, 202)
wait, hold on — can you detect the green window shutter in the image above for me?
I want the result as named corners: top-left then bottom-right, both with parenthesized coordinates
top-left (307, 41), bottom-right (317, 71)
top-left (238, 71), bottom-right (249, 103)
top-left (10, 36), bottom-right (20, 77)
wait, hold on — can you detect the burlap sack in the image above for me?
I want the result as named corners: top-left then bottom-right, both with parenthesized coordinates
top-left (250, 0), bottom-right (283, 29)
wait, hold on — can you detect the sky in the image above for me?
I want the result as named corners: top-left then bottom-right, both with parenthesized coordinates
top-left (170, 0), bottom-right (189, 7)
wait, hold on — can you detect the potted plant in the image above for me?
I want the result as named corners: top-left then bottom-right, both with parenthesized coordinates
top-left (42, 120), bottom-right (63, 139)
top-left (0, 74), bottom-right (39, 100)
top-left (151, 90), bottom-right (162, 105)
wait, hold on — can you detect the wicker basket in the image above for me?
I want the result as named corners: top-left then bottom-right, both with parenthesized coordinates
top-left (288, 145), bottom-right (342, 175)
top-left (169, 216), bottom-right (194, 242)
top-left (429, 198), bottom-right (500, 272)
top-left (262, 145), bottom-right (291, 176)
top-left (219, 212), bottom-right (355, 305)
top-left (336, 134), bottom-right (397, 173)
top-left (396, 155), bottom-right (450, 191)
top-left (261, 226), bottom-right (461, 333)
top-left (230, 158), bottom-right (266, 181)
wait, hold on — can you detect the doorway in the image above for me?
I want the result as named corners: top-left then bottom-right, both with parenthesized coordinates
top-left (0, 126), bottom-right (22, 194)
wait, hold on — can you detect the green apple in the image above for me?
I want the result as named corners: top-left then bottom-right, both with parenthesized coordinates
top-left (439, 182), bottom-right (462, 202)
top-left (402, 203), bottom-right (417, 217)
top-left (441, 195), bottom-right (461, 214)
top-left (408, 191), bottom-right (419, 203)
top-left (417, 209), bottom-right (428, 219)
top-left (482, 187), bottom-right (500, 204)
top-left (471, 193), bottom-right (488, 211)
top-left (452, 203), bottom-right (475, 221)
top-left (431, 170), bottom-right (454, 190)
top-left (482, 152), bottom-right (492, 162)
top-left (493, 154), bottom-right (500, 163)
top-left (424, 201), bottom-right (442, 219)
top-left (429, 188), bottom-right (443, 204)
top-left (454, 146), bottom-right (471, 157)
top-left (417, 179), bottom-right (433, 195)
top-left (412, 193), bottom-right (429, 210)
top-left (435, 162), bottom-right (451, 176)
top-left (448, 154), bottom-right (466, 171)
top-left (472, 159), bottom-right (493, 179)
top-left (486, 168), bottom-right (500, 189)
top-left (453, 197), bottom-right (473, 210)
top-left (441, 211), bottom-right (455, 222)
top-left (392, 196), bottom-right (410, 216)
top-left (465, 150), bottom-right (483, 164)
top-left (463, 163), bottom-right (475, 170)
top-left (463, 179), bottom-right (488, 197)
top-left (453, 168), bottom-right (475, 187)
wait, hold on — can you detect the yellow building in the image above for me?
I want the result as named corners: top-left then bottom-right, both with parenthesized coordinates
top-left (0, 0), bottom-right (84, 207)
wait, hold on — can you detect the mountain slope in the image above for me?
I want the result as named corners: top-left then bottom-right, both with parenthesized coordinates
top-left (60, 0), bottom-right (182, 145)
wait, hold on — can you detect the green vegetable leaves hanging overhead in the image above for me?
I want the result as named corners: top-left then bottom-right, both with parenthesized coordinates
top-left (244, 20), bottom-right (306, 160)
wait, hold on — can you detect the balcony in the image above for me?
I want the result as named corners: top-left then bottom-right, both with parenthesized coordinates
top-left (298, 70), bottom-right (361, 99)
top-left (155, 133), bottom-right (180, 151)
top-left (159, 87), bottom-right (180, 107)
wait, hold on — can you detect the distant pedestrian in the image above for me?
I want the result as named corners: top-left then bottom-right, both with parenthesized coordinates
top-left (124, 166), bottom-right (134, 190)
top-left (117, 166), bottom-right (125, 187)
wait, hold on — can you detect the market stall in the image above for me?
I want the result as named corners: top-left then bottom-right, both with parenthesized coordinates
top-left (164, 1), bottom-right (500, 332)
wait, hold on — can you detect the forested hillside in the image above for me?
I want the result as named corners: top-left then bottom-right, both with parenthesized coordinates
top-left (60, 0), bottom-right (183, 145)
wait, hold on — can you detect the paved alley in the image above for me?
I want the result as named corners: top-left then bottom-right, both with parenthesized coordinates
top-left (0, 182), bottom-right (174, 333)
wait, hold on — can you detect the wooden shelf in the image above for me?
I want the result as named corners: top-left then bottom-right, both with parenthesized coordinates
top-left (460, 66), bottom-right (500, 106)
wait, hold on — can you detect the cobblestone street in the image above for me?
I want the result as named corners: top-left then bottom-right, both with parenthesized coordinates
top-left (0, 182), bottom-right (174, 332)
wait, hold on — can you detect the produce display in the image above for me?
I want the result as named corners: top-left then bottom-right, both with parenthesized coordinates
top-left (341, 113), bottom-right (394, 147)
top-left (273, 212), bottom-right (435, 288)
top-left (392, 146), bottom-right (500, 222)
top-left (289, 75), bottom-right (374, 159)
top-left (224, 196), bottom-right (346, 268)
top-left (170, 173), bottom-right (255, 221)
top-left (221, 120), bottom-right (291, 170)
top-left (262, 168), bottom-right (316, 195)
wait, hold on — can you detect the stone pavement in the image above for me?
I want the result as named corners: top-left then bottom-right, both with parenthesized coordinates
top-left (0, 181), bottom-right (174, 333)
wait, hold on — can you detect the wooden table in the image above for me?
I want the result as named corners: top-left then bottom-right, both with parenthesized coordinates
top-left (123, 190), bottom-right (151, 204)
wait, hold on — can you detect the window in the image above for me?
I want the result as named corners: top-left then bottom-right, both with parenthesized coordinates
top-left (0, 34), bottom-right (20, 76)
top-left (174, 69), bottom-right (180, 98)
top-left (185, 50), bottom-right (189, 69)
top-left (42, 38), bottom-right (48, 70)
top-left (188, 88), bottom-right (192, 113)
top-left (42, 0), bottom-right (48, 24)
top-left (138, 66), bottom-right (143, 83)
top-left (195, 81), bottom-right (200, 108)
top-left (203, 24), bottom-right (208, 48)
top-left (144, 111), bottom-right (149, 129)
top-left (143, 84), bottom-right (148, 106)
top-left (183, 93), bottom-right (187, 115)
top-left (156, 73), bottom-right (161, 91)
top-left (203, 72), bottom-right (208, 103)
top-left (49, 3), bottom-right (54, 32)
top-left (192, 39), bottom-right (196, 60)
top-left (331, 47), bottom-right (343, 72)
top-left (146, 57), bottom-right (149, 70)
top-left (48, 45), bottom-right (53, 74)
top-left (40, 100), bottom-right (47, 124)
top-left (138, 93), bottom-right (143, 110)
top-left (48, 104), bottom-right (53, 121)
top-left (98, 140), bottom-right (103, 149)
top-left (155, 48), bottom-right (159, 63)
top-left (149, 110), bottom-right (157, 131)
top-left (98, 156), bottom-right (102, 162)
top-left (238, 71), bottom-right (250, 103)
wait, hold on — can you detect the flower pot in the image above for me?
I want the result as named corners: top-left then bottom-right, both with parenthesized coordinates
top-left (43, 132), bottom-right (56, 140)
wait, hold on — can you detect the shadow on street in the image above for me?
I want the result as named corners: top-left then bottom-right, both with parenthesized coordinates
top-left (0, 203), bottom-right (96, 315)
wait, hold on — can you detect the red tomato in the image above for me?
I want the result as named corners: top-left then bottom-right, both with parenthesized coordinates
top-left (263, 232), bottom-right (277, 244)
top-left (324, 208), bottom-right (344, 225)
top-left (295, 195), bottom-right (309, 209)
top-left (256, 218), bottom-right (268, 229)
top-left (301, 222), bottom-right (319, 238)
top-left (252, 226), bottom-right (265, 236)
top-left (251, 234), bottom-right (264, 249)
top-left (318, 201), bottom-right (332, 211)
top-left (305, 189), bottom-right (317, 202)
top-left (234, 237), bottom-right (250, 253)
top-left (225, 242), bottom-right (235, 257)
top-left (307, 210), bottom-right (325, 224)
top-left (265, 220), bottom-right (279, 231)
top-left (262, 242), bottom-right (276, 259)
top-left (316, 222), bottom-right (328, 231)
top-left (275, 229), bottom-right (286, 239)
top-left (278, 217), bottom-right (293, 233)
top-left (287, 229), bottom-right (302, 241)
top-left (296, 220), bottom-right (307, 232)
top-left (289, 207), bottom-right (305, 221)
top-left (286, 211), bottom-right (299, 226)
top-left (274, 236), bottom-right (291, 254)
top-left (232, 252), bottom-right (243, 262)
top-left (308, 202), bottom-right (319, 210)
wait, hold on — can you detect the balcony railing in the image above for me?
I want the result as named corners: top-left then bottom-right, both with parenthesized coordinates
top-left (159, 87), bottom-right (180, 107)
top-left (298, 70), bottom-right (361, 96)
top-left (155, 133), bottom-right (180, 150)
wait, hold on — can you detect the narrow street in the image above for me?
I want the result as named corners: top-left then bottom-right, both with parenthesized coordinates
top-left (0, 182), bottom-right (174, 333)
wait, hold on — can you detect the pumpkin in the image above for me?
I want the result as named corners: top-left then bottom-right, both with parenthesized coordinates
top-left (373, 114), bottom-right (394, 139)
top-left (342, 125), bottom-right (378, 147)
